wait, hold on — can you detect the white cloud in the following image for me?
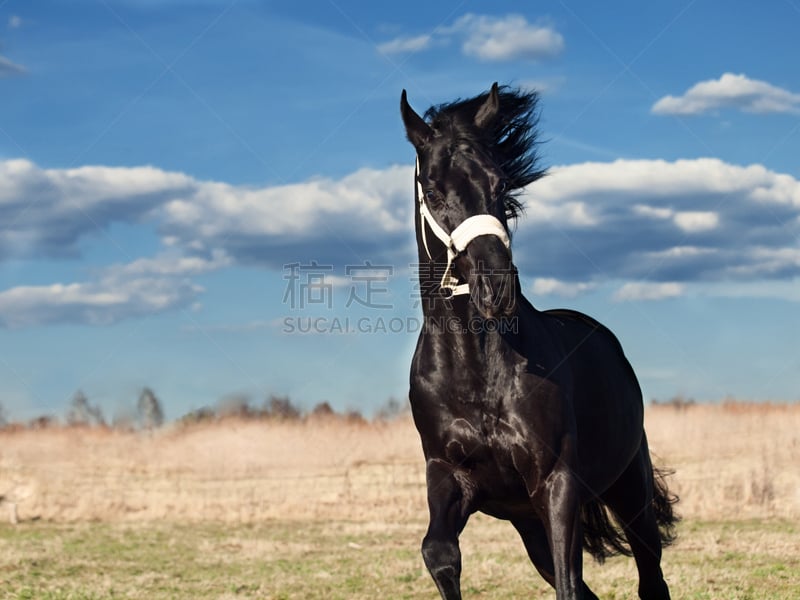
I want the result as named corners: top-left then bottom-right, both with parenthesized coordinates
top-left (0, 159), bottom-right (194, 259)
top-left (613, 282), bottom-right (684, 302)
top-left (452, 14), bottom-right (564, 62)
top-left (3, 154), bottom-right (800, 328)
top-left (722, 247), bottom-right (800, 278)
top-left (521, 195), bottom-right (597, 227)
top-left (644, 246), bottom-right (717, 260)
top-left (530, 278), bottom-right (595, 298)
top-left (157, 164), bottom-right (413, 266)
top-left (8, 15), bottom-right (23, 29)
top-left (112, 249), bottom-right (232, 277)
top-left (0, 275), bottom-right (201, 328)
top-left (378, 13), bottom-right (563, 63)
top-left (30, 278), bottom-right (196, 326)
top-left (377, 34), bottom-right (431, 55)
top-left (519, 77), bottom-right (566, 95)
top-left (0, 250), bottom-right (230, 328)
top-left (534, 158), bottom-right (768, 201)
top-left (652, 73), bottom-right (800, 115)
top-left (672, 211), bottom-right (719, 233)
top-left (517, 158), bottom-right (800, 292)
top-left (163, 165), bottom-right (409, 237)
top-left (633, 204), bottom-right (674, 220)
top-left (634, 205), bottom-right (719, 232)
top-left (0, 159), bottom-right (415, 327)
top-left (0, 158), bottom-right (414, 265)
top-left (529, 158), bottom-right (800, 223)
top-left (0, 55), bottom-right (26, 77)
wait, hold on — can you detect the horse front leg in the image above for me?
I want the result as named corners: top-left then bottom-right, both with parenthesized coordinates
top-left (512, 517), bottom-right (600, 600)
top-left (539, 434), bottom-right (584, 600)
top-left (421, 458), bottom-right (473, 600)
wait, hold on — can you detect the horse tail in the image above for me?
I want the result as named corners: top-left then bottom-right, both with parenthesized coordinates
top-left (580, 499), bottom-right (632, 563)
top-left (581, 464), bottom-right (680, 564)
top-left (651, 465), bottom-right (680, 548)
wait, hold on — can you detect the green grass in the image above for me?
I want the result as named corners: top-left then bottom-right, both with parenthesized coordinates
top-left (0, 518), bottom-right (798, 599)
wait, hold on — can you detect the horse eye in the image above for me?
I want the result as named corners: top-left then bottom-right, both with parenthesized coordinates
top-left (425, 189), bottom-right (437, 203)
top-left (497, 179), bottom-right (508, 195)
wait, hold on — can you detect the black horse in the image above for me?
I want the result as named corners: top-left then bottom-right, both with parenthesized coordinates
top-left (401, 83), bottom-right (678, 600)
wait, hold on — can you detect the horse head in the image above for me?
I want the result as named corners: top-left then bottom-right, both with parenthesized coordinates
top-left (401, 83), bottom-right (542, 319)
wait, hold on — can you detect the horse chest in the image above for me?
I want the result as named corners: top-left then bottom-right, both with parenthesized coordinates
top-left (439, 415), bottom-right (525, 475)
top-left (437, 417), bottom-right (532, 510)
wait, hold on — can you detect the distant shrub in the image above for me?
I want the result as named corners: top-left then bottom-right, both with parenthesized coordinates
top-left (217, 394), bottom-right (258, 419)
top-left (177, 406), bottom-right (216, 426)
top-left (651, 395), bottom-right (696, 410)
top-left (310, 402), bottom-right (335, 418)
top-left (28, 415), bottom-right (58, 429)
top-left (178, 406), bottom-right (217, 425)
top-left (375, 396), bottom-right (408, 421)
top-left (265, 394), bottom-right (302, 420)
top-left (343, 409), bottom-right (366, 425)
top-left (111, 412), bottom-right (136, 432)
top-left (169, 392), bottom-right (414, 425)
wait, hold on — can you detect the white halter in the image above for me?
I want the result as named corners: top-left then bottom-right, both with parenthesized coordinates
top-left (416, 158), bottom-right (511, 297)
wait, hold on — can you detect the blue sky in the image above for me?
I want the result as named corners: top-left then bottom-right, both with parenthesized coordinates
top-left (1, 0), bottom-right (799, 421)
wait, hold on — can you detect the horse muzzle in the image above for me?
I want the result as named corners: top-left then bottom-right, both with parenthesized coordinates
top-left (461, 235), bottom-right (518, 319)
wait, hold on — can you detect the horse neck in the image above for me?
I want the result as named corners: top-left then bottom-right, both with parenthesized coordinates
top-left (414, 257), bottom-right (518, 369)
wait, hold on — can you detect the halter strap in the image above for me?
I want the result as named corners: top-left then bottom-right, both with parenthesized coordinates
top-left (415, 158), bottom-right (511, 297)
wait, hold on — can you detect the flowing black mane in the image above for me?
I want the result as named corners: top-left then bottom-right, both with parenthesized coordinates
top-left (422, 86), bottom-right (546, 223)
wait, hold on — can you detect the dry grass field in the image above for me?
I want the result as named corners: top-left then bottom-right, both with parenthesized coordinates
top-left (1, 403), bottom-right (799, 598)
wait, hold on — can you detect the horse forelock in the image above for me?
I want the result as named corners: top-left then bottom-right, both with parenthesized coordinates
top-left (421, 86), bottom-right (547, 226)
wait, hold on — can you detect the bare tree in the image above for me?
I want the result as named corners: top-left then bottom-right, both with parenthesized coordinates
top-left (66, 390), bottom-right (105, 427)
top-left (137, 387), bottom-right (164, 429)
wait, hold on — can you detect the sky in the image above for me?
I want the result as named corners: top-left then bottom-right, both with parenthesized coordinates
top-left (1, 0), bottom-right (799, 421)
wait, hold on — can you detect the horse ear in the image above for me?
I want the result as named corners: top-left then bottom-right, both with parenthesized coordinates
top-left (474, 82), bottom-right (500, 129)
top-left (401, 89), bottom-right (433, 149)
